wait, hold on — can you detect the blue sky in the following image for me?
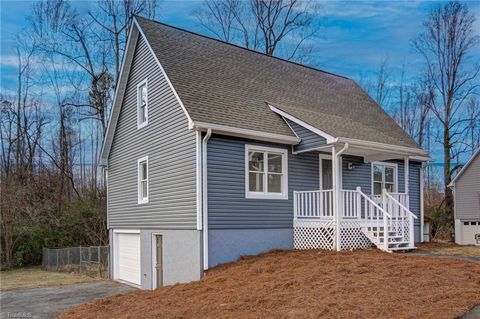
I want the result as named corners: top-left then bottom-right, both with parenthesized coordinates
top-left (1, 0), bottom-right (479, 165)
top-left (2, 0), bottom-right (479, 87)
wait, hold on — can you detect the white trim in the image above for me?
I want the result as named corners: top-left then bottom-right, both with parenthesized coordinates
top-left (196, 131), bottom-right (203, 230)
top-left (193, 121), bottom-right (299, 145)
top-left (245, 144), bottom-right (288, 200)
top-left (113, 229), bottom-right (141, 234)
top-left (404, 156), bottom-right (409, 208)
top-left (100, 24), bottom-right (139, 166)
top-left (319, 154), bottom-right (332, 190)
top-left (137, 156), bottom-right (149, 204)
top-left (336, 137), bottom-right (429, 158)
top-left (420, 164), bottom-right (425, 242)
top-left (202, 129), bottom-right (212, 270)
top-left (151, 232), bottom-right (163, 290)
top-left (133, 18), bottom-right (193, 128)
top-left (449, 147), bottom-right (480, 186)
top-left (268, 104), bottom-right (336, 143)
top-left (371, 161), bottom-right (399, 195)
top-left (293, 145), bottom-right (332, 155)
top-left (136, 79), bottom-right (149, 129)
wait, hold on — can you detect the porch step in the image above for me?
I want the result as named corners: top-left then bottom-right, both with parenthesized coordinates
top-left (388, 246), bottom-right (416, 251)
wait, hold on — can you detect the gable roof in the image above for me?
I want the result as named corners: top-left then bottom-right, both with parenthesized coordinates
top-left (101, 16), bottom-right (427, 165)
top-left (450, 147), bottom-right (480, 186)
top-left (135, 16), bottom-right (423, 150)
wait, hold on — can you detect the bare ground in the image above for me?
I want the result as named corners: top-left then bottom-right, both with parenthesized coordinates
top-left (59, 249), bottom-right (480, 319)
top-left (417, 241), bottom-right (480, 258)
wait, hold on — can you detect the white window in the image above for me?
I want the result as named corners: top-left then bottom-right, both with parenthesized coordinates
top-left (138, 156), bottom-right (149, 204)
top-left (245, 145), bottom-right (288, 199)
top-left (137, 79), bottom-right (148, 128)
top-left (372, 162), bottom-right (397, 195)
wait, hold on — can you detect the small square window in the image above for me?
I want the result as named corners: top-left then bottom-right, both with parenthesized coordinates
top-left (464, 222), bottom-right (469, 226)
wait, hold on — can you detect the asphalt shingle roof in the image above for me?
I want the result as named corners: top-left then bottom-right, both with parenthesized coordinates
top-left (136, 16), bottom-right (421, 149)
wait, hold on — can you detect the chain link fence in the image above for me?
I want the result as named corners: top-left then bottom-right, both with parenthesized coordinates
top-left (42, 246), bottom-right (109, 278)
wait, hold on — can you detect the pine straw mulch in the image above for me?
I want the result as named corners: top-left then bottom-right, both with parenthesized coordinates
top-left (59, 249), bottom-right (480, 319)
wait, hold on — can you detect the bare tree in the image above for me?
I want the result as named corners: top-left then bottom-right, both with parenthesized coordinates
top-left (413, 1), bottom-right (480, 229)
top-left (194, 0), bottom-right (321, 62)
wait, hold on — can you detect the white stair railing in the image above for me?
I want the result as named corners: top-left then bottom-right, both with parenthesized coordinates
top-left (356, 187), bottom-right (392, 252)
top-left (383, 191), bottom-right (417, 248)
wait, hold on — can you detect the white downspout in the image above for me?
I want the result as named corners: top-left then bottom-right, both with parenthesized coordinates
top-left (334, 143), bottom-right (349, 251)
top-left (202, 129), bottom-right (212, 270)
top-left (404, 156), bottom-right (409, 208)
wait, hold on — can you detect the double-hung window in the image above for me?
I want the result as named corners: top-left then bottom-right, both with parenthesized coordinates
top-left (137, 79), bottom-right (148, 128)
top-left (372, 162), bottom-right (397, 195)
top-left (245, 145), bottom-right (288, 199)
top-left (138, 156), bottom-right (149, 204)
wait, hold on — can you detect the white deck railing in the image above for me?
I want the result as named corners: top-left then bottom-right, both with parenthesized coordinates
top-left (340, 190), bottom-right (360, 219)
top-left (294, 190), bottom-right (333, 219)
top-left (293, 188), bottom-right (416, 251)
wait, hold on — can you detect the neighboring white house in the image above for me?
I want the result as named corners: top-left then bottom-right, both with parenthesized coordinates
top-left (450, 148), bottom-right (480, 246)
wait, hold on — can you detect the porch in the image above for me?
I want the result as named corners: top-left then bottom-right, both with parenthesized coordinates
top-left (293, 188), bottom-right (416, 252)
top-left (291, 144), bottom-right (420, 253)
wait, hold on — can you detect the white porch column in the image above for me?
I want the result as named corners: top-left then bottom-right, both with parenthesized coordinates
top-left (404, 156), bottom-right (409, 208)
top-left (332, 145), bottom-right (342, 251)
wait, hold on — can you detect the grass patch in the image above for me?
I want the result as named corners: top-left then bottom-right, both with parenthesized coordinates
top-left (1, 267), bottom-right (98, 291)
top-left (417, 241), bottom-right (480, 258)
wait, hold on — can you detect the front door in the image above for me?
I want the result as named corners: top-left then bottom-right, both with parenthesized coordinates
top-left (320, 155), bottom-right (333, 190)
top-left (155, 235), bottom-right (163, 288)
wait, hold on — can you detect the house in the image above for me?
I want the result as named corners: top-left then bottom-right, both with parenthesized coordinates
top-left (450, 148), bottom-right (480, 245)
top-left (100, 16), bottom-right (429, 289)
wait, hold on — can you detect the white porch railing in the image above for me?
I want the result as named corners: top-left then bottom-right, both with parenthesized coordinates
top-left (293, 188), bottom-right (416, 251)
top-left (294, 190), bottom-right (333, 219)
top-left (340, 190), bottom-right (360, 219)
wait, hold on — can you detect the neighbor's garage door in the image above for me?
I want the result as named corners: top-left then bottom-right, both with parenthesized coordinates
top-left (117, 233), bottom-right (141, 285)
top-left (460, 221), bottom-right (480, 245)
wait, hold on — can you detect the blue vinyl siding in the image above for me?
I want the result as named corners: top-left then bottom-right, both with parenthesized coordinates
top-left (207, 135), bottom-right (319, 229)
top-left (285, 119), bottom-right (327, 152)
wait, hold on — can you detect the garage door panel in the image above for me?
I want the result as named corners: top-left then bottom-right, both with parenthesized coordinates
top-left (117, 233), bottom-right (141, 285)
top-left (460, 221), bottom-right (480, 245)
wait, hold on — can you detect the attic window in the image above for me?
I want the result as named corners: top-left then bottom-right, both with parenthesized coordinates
top-left (137, 79), bottom-right (148, 128)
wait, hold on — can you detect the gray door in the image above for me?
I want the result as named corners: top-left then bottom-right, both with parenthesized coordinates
top-left (155, 235), bottom-right (163, 288)
top-left (321, 158), bottom-right (333, 189)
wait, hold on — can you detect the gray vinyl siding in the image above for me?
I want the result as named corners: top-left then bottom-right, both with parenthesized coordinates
top-left (107, 36), bottom-right (197, 229)
top-left (285, 119), bottom-right (327, 152)
top-left (455, 154), bottom-right (480, 220)
top-left (207, 135), bottom-right (319, 229)
top-left (207, 139), bottom-right (422, 230)
top-left (341, 156), bottom-right (420, 218)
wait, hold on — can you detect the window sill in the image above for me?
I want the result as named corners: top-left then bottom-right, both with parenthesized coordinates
top-left (137, 121), bottom-right (148, 130)
top-left (245, 192), bottom-right (288, 200)
top-left (138, 199), bottom-right (149, 204)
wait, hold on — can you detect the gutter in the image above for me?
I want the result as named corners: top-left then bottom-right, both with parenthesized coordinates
top-left (202, 129), bottom-right (212, 270)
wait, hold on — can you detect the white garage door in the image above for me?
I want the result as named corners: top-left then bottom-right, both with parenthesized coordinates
top-left (117, 233), bottom-right (141, 285)
top-left (460, 221), bottom-right (480, 245)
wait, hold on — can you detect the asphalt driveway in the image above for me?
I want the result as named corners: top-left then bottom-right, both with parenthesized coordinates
top-left (1, 281), bottom-right (136, 319)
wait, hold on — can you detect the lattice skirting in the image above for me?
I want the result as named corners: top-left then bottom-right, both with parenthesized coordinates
top-left (294, 220), bottom-right (372, 251)
top-left (340, 220), bottom-right (372, 250)
top-left (294, 220), bottom-right (335, 250)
